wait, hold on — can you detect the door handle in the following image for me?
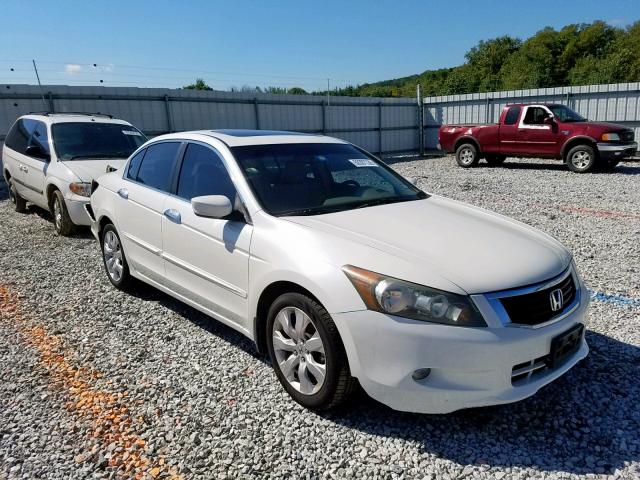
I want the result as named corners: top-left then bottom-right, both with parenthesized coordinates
top-left (163, 208), bottom-right (181, 224)
top-left (117, 188), bottom-right (129, 199)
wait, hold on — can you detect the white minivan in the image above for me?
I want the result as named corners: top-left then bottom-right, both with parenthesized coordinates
top-left (2, 113), bottom-right (146, 235)
top-left (89, 130), bottom-right (589, 413)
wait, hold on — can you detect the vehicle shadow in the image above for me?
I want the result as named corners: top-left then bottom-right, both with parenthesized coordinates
top-left (0, 178), bottom-right (7, 201)
top-left (20, 204), bottom-right (94, 239)
top-left (479, 161), bottom-right (640, 174)
top-left (320, 330), bottom-right (639, 476)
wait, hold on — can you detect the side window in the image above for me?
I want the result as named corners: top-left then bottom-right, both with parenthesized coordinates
top-left (27, 121), bottom-right (50, 157)
top-left (4, 119), bottom-right (32, 153)
top-left (504, 106), bottom-right (521, 125)
top-left (523, 107), bottom-right (549, 125)
top-left (126, 149), bottom-right (146, 180)
top-left (177, 143), bottom-right (236, 201)
top-left (135, 142), bottom-right (180, 192)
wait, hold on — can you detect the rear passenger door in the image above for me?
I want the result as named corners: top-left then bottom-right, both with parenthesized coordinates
top-left (499, 105), bottom-right (524, 155)
top-left (117, 141), bottom-right (182, 284)
top-left (21, 120), bottom-right (51, 207)
top-left (161, 142), bottom-right (253, 329)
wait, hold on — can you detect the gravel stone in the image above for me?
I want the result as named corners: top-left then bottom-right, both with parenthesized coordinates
top-left (0, 156), bottom-right (639, 479)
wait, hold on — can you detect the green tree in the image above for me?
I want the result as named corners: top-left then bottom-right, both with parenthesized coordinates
top-left (287, 87), bottom-right (308, 95)
top-left (183, 78), bottom-right (213, 91)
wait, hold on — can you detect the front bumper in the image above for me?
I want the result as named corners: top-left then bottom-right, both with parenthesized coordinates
top-left (333, 287), bottom-right (589, 414)
top-left (597, 142), bottom-right (637, 161)
top-left (65, 198), bottom-right (93, 226)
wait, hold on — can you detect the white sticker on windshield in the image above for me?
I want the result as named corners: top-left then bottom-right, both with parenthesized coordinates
top-left (348, 158), bottom-right (378, 167)
top-left (122, 130), bottom-right (142, 136)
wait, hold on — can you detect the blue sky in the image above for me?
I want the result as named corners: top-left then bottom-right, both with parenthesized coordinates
top-left (1, 0), bottom-right (638, 91)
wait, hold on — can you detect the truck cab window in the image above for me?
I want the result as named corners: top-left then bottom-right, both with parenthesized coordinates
top-left (523, 107), bottom-right (549, 125)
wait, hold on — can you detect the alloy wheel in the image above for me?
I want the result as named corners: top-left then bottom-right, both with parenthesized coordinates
top-left (103, 230), bottom-right (124, 282)
top-left (272, 306), bottom-right (326, 395)
top-left (53, 197), bottom-right (63, 231)
top-left (459, 147), bottom-right (474, 165)
top-left (571, 151), bottom-right (591, 170)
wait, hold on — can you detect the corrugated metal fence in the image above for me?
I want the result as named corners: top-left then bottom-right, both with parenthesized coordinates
top-left (0, 84), bottom-right (421, 156)
top-left (2, 82), bottom-right (640, 155)
top-left (423, 82), bottom-right (640, 150)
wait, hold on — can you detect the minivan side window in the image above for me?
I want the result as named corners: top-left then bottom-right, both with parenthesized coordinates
top-left (504, 106), bottom-right (521, 125)
top-left (134, 142), bottom-right (181, 192)
top-left (126, 149), bottom-right (146, 181)
top-left (4, 119), bottom-right (32, 153)
top-left (27, 120), bottom-right (50, 158)
top-left (177, 143), bottom-right (236, 201)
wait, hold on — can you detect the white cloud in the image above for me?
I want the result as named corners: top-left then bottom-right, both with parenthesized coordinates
top-left (65, 64), bottom-right (82, 75)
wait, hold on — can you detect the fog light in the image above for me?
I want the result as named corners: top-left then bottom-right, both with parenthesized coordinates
top-left (412, 368), bottom-right (431, 381)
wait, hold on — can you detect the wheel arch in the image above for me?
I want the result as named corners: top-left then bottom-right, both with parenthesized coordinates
top-left (454, 136), bottom-right (481, 154)
top-left (560, 136), bottom-right (598, 160)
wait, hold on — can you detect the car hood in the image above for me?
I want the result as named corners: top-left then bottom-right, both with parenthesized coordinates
top-left (62, 159), bottom-right (127, 182)
top-left (283, 196), bottom-right (571, 294)
top-left (584, 121), bottom-right (630, 133)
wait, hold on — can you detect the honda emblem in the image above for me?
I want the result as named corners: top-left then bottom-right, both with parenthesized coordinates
top-left (550, 289), bottom-right (564, 312)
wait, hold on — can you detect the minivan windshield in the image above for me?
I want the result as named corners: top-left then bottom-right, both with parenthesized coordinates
top-left (548, 105), bottom-right (586, 122)
top-left (231, 143), bottom-right (427, 216)
top-left (52, 122), bottom-right (147, 161)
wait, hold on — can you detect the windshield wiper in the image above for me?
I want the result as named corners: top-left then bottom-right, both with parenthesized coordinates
top-left (354, 197), bottom-right (415, 210)
top-left (278, 205), bottom-right (344, 216)
top-left (66, 154), bottom-right (127, 160)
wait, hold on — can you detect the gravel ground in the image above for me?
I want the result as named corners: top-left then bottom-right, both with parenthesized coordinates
top-left (0, 156), bottom-right (639, 479)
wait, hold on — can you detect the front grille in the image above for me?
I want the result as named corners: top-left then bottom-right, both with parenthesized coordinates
top-left (620, 130), bottom-right (635, 142)
top-left (500, 274), bottom-right (576, 326)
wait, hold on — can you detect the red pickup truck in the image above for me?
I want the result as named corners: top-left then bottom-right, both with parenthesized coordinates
top-left (438, 103), bottom-right (637, 172)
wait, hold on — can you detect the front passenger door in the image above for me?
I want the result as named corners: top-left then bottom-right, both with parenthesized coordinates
top-left (161, 142), bottom-right (253, 330)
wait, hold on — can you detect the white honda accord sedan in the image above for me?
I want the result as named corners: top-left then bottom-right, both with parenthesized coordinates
top-left (89, 130), bottom-right (589, 413)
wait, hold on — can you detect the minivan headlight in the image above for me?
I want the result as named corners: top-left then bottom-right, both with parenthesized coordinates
top-left (342, 265), bottom-right (486, 327)
top-left (69, 182), bottom-right (91, 197)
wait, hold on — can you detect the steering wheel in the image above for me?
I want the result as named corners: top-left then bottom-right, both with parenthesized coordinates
top-left (341, 180), bottom-right (361, 189)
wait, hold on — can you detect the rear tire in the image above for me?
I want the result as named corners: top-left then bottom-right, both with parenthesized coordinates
top-left (566, 144), bottom-right (597, 173)
top-left (50, 189), bottom-right (77, 236)
top-left (485, 154), bottom-right (506, 166)
top-left (100, 224), bottom-right (133, 291)
top-left (266, 292), bottom-right (357, 410)
top-left (9, 180), bottom-right (27, 213)
top-left (455, 143), bottom-right (480, 168)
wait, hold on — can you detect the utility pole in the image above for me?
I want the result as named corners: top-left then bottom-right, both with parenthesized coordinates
top-left (417, 84), bottom-right (424, 156)
top-left (32, 59), bottom-right (47, 110)
top-left (327, 78), bottom-right (330, 106)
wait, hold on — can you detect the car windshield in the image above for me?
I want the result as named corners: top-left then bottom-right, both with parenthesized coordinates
top-left (52, 122), bottom-right (147, 161)
top-left (548, 105), bottom-right (586, 122)
top-left (231, 143), bottom-right (427, 216)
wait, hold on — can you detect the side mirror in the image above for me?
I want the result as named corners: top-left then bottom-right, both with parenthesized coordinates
top-left (191, 195), bottom-right (233, 219)
top-left (406, 176), bottom-right (418, 186)
top-left (25, 145), bottom-right (50, 161)
top-left (543, 115), bottom-right (555, 125)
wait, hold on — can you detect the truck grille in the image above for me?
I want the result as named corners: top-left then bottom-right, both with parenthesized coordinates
top-left (500, 274), bottom-right (576, 326)
top-left (620, 130), bottom-right (635, 142)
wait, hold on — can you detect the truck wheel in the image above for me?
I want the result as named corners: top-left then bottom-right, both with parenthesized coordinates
top-left (456, 143), bottom-right (479, 168)
top-left (485, 154), bottom-right (506, 166)
top-left (566, 145), bottom-right (597, 173)
top-left (9, 180), bottom-right (27, 213)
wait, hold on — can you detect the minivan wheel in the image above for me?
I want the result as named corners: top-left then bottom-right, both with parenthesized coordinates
top-left (266, 292), bottom-right (357, 410)
top-left (455, 143), bottom-right (479, 168)
top-left (50, 190), bottom-right (77, 236)
top-left (9, 180), bottom-right (27, 213)
top-left (101, 224), bottom-right (132, 290)
top-left (566, 145), bottom-right (597, 173)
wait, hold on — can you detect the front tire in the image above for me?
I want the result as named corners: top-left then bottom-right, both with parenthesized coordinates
top-left (455, 143), bottom-right (480, 168)
top-left (50, 190), bottom-right (77, 236)
top-left (101, 224), bottom-right (132, 291)
top-left (9, 180), bottom-right (27, 213)
top-left (566, 144), bottom-right (597, 173)
top-left (266, 292), bottom-right (357, 410)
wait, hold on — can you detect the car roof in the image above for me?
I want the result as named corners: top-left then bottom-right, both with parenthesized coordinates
top-left (19, 112), bottom-right (133, 126)
top-left (150, 129), bottom-right (349, 147)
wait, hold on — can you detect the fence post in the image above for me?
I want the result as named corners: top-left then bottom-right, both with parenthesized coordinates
top-left (47, 92), bottom-right (54, 113)
top-left (321, 100), bottom-right (326, 135)
top-left (417, 84), bottom-right (424, 156)
top-left (254, 97), bottom-right (261, 130)
top-left (164, 95), bottom-right (174, 133)
top-left (378, 102), bottom-right (383, 156)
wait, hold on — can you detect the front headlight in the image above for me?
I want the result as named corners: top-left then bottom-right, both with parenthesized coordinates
top-left (69, 182), bottom-right (91, 197)
top-left (342, 265), bottom-right (486, 327)
top-left (601, 132), bottom-right (620, 142)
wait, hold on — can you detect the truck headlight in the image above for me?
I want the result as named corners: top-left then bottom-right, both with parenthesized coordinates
top-left (342, 265), bottom-right (486, 327)
top-left (69, 182), bottom-right (91, 197)
top-left (601, 132), bottom-right (620, 141)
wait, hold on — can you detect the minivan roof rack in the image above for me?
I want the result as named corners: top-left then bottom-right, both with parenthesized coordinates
top-left (27, 111), bottom-right (114, 119)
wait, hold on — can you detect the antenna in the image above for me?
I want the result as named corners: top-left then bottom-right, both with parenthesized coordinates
top-left (32, 59), bottom-right (47, 110)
